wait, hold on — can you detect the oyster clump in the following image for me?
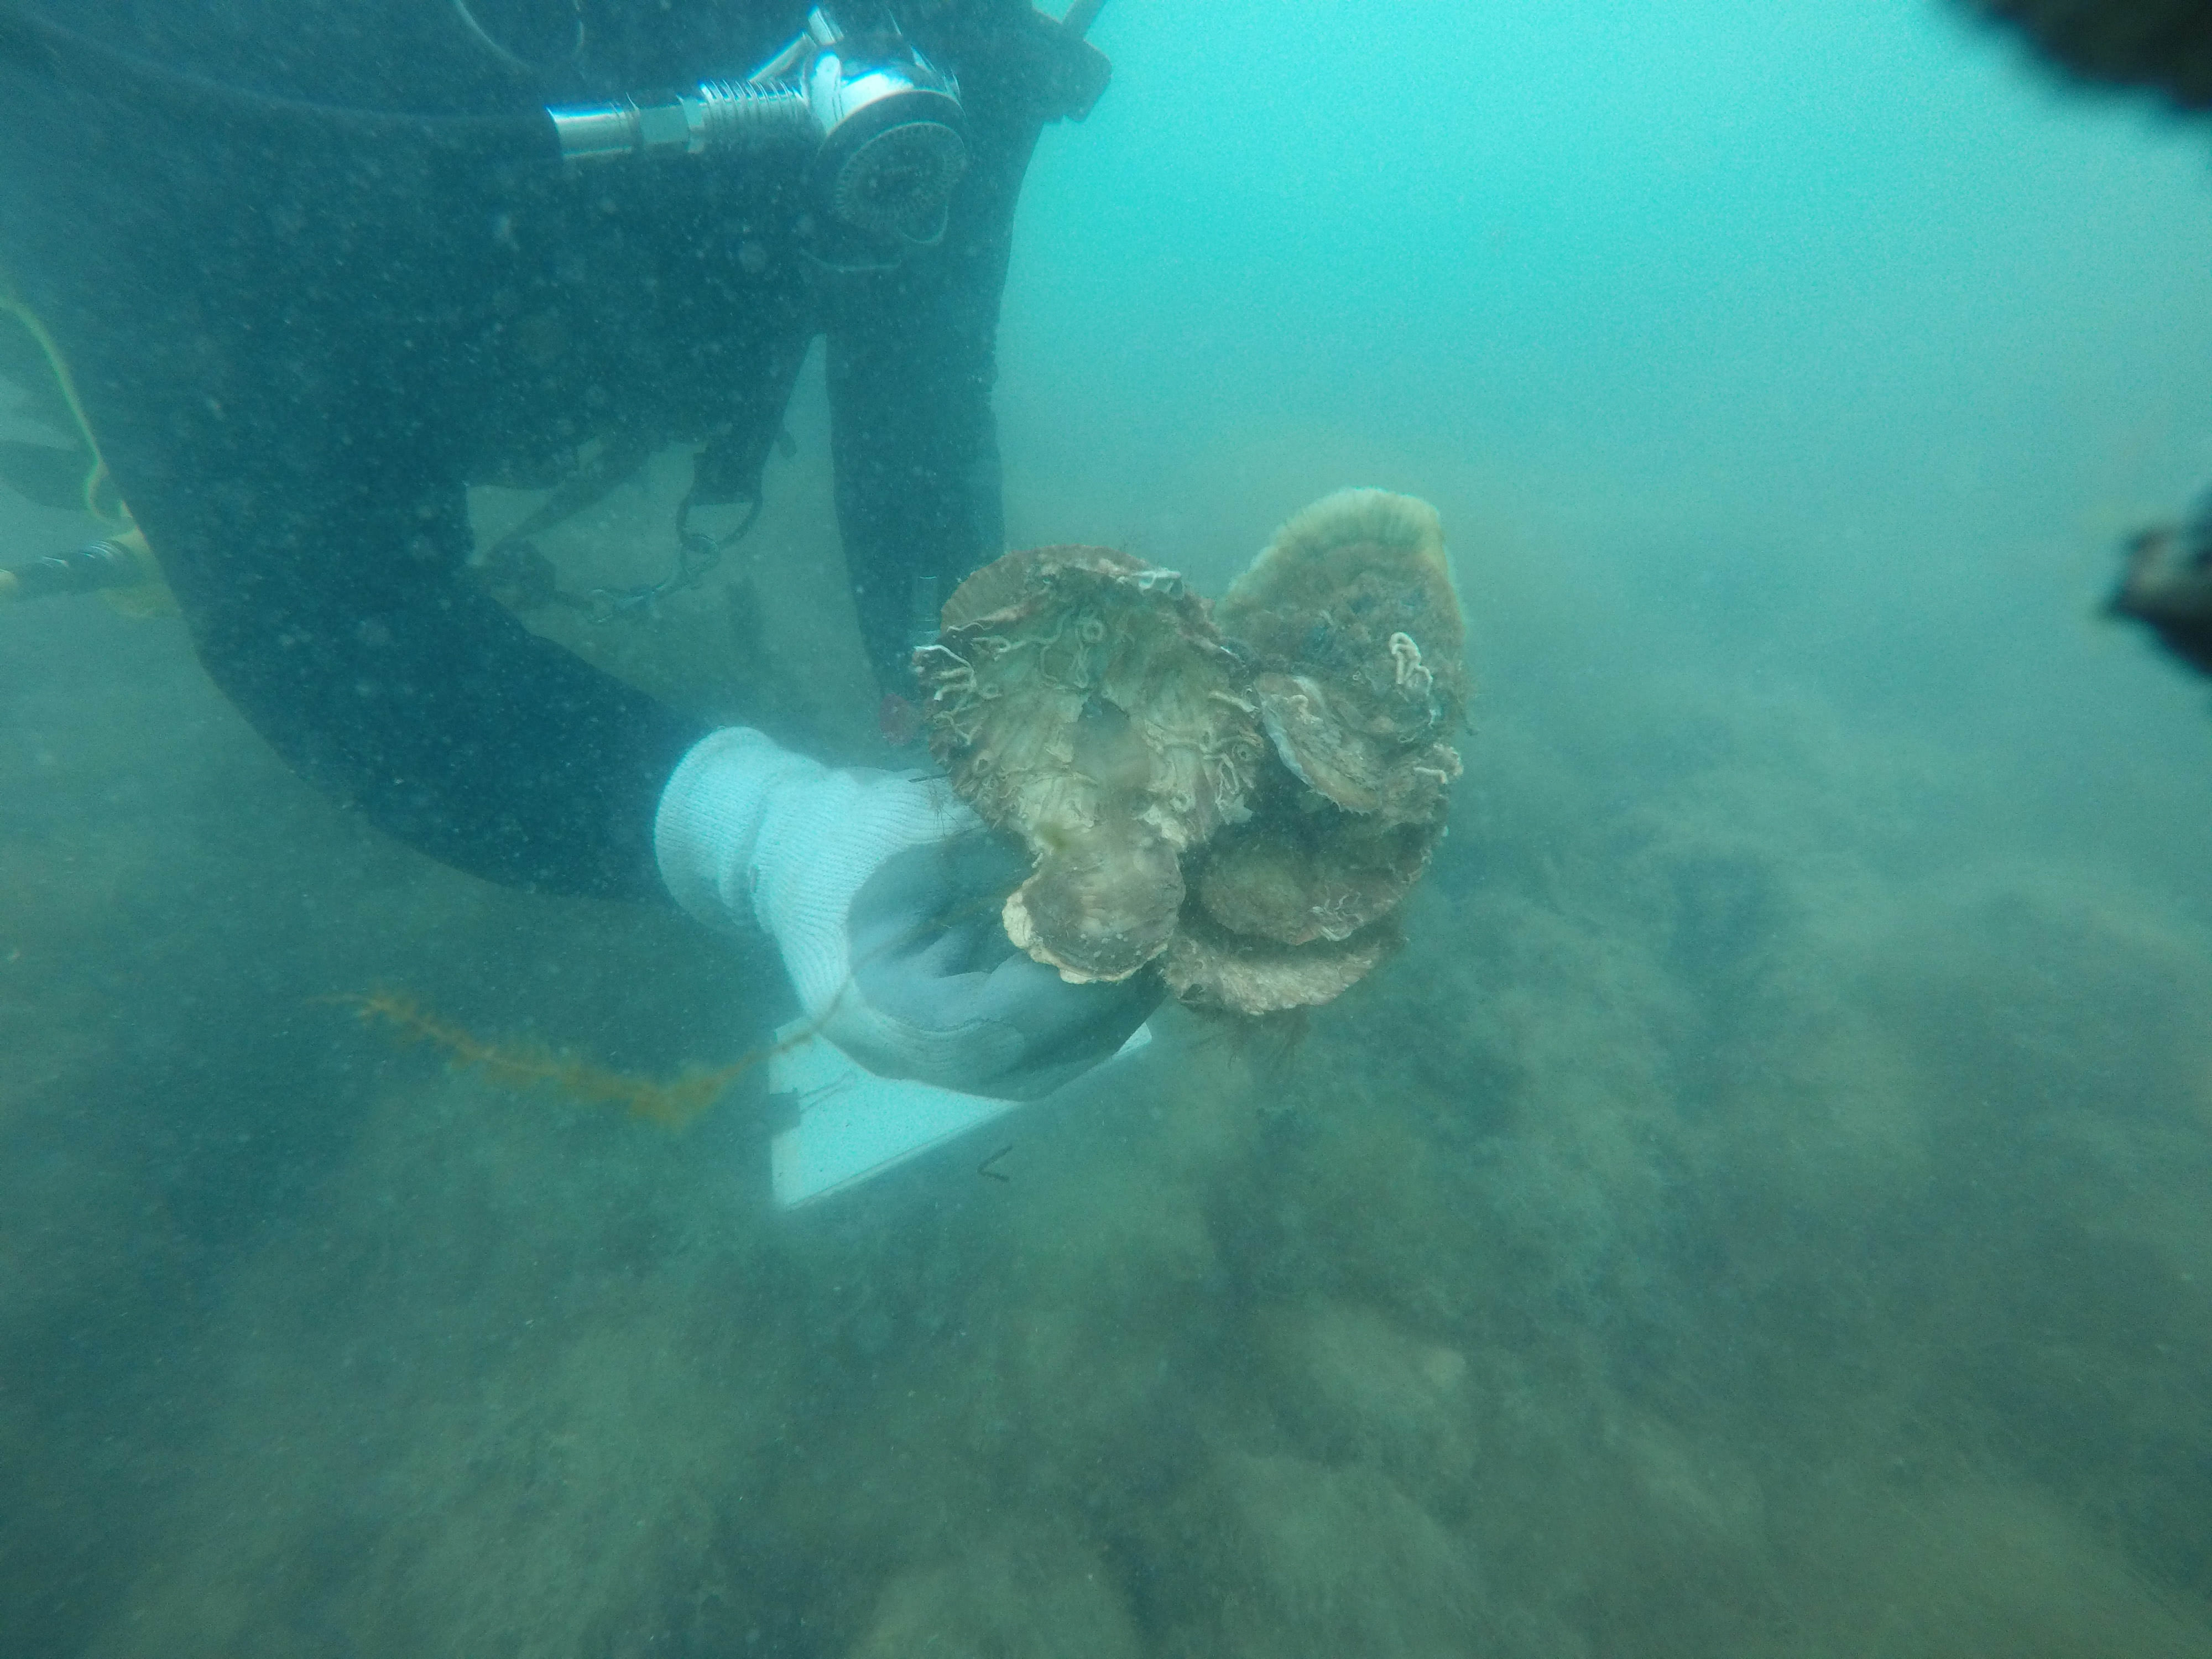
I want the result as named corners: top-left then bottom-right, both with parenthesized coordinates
top-left (916, 491), bottom-right (1466, 1016)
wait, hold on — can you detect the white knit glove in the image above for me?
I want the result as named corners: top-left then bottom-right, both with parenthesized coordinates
top-left (655, 728), bottom-right (1159, 1100)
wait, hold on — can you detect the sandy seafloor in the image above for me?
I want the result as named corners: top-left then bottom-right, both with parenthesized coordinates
top-left (8, 2), bottom-right (2212, 1655)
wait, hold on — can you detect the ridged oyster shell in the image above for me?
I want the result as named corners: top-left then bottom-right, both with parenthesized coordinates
top-left (1167, 489), bottom-right (1465, 1010)
top-left (914, 545), bottom-right (1265, 984)
top-left (917, 492), bottom-right (1466, 1015)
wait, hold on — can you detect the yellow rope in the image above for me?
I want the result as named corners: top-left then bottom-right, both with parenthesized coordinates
top-left (326, 988), bottom-right (802, 1131)
top-left (0, 285), bottom-right (129, 530)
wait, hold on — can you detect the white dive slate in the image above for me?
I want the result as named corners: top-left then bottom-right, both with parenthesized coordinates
top-left (768, 1020), bottom-right (1152, 1208)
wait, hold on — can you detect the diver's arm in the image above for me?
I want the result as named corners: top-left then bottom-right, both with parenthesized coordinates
top-left (31, 247), bottom-right (700, 900)
top-left (43, 300), bottom-right (1150, 1090)
top-left (41, 335), bottom-right (705, 902)
top-left (0, 53), bottom-right (709, 902)
top-left (134, 453), bottom-right (707, 901)
top-left (820, 9), bottom-right (1051, 688)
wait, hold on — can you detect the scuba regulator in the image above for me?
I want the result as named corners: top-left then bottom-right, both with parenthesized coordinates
top-left (547, 5), bottom-right (971, 245)
top-left (2, 1), bottom-right (1108, 247)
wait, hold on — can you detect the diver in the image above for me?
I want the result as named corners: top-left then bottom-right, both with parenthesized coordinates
top-left (0, 0), bottom-right (1152, 1100)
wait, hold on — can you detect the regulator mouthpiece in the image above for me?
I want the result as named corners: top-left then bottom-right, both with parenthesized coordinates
top-left (545, 6), bottom-right (967, 242)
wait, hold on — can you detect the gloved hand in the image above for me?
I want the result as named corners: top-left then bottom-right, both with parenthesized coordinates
top-left (655, 727), bottom-right (1160, 1100)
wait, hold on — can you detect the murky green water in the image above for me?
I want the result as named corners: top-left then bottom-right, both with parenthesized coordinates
top-left (6, 2), bottom-right (2212, 1653)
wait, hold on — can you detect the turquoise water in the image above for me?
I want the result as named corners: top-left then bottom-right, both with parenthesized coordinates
top-left (5, 1), bottom-right (2212, 1653)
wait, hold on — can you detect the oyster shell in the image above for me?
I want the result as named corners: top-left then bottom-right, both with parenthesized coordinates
top-left (1217, 488), bottom-right (1466, 821)
top-left (917, 492), bottom-right (1467, 1017)
top-left (916, 545), bottom-right (1265, 984)
top-left (1181, 489), bottom-right (1465, 1004)
top-left (1161, 915), bottom-right (1398, 1019)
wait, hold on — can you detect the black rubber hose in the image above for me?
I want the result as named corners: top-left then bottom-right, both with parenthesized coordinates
top-left (0, 3), bottom-right (557, 154)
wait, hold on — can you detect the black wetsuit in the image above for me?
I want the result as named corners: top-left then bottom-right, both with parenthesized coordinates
top-left (0, 0), bottom-right (1094, 898)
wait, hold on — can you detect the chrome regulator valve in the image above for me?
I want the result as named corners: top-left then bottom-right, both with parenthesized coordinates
top-left (545, 6), bottom-right (968, 243)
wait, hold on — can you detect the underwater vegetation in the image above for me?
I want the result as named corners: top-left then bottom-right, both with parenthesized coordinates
top-left (12, 638), bottom-right (2211, 1659)
top-left (7, 421), bottom-right (2212, 1655)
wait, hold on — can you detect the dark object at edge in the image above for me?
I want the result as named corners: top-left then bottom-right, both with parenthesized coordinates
top-left (1958, 0), bottom-right (2212, 109)
top-left (2110, 493), bottom-right (2212, 675)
